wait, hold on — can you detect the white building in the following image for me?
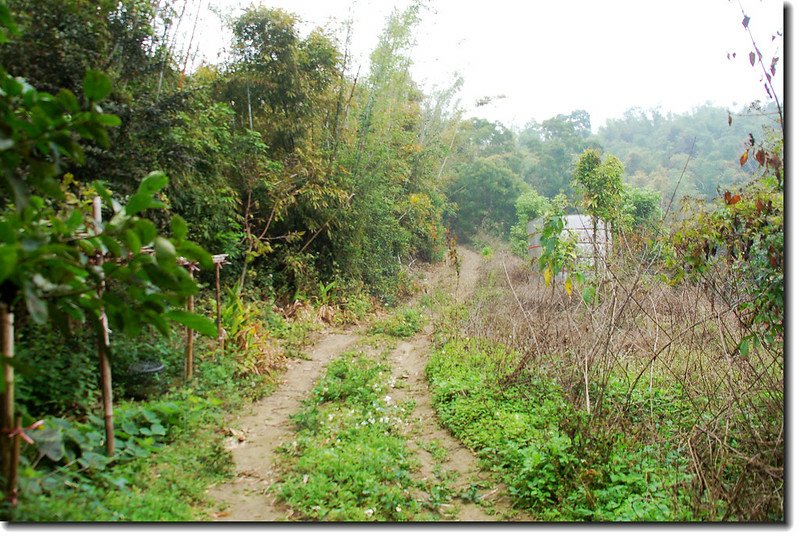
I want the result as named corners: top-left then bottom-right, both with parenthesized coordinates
top-left (527, 214), bottom-right (611, 268)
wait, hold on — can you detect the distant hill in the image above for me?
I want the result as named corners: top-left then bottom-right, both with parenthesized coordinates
top-left (596, 103), bottom-right (779, 201)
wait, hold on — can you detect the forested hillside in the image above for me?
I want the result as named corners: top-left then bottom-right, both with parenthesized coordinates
top-left (0, 0), bottom-right (461, 302)
top-left (0, 0), bottom-right (783, 523)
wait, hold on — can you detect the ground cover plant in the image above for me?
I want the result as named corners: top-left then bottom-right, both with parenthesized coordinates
top-left (276, 350), bottom-right (422, 521)
top-left (426, 337), bottom-right (695, 521)
top-left (10, 338), bottom-right (274, 521)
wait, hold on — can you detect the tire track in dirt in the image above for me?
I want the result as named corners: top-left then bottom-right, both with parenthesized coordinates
top-left (387, 332), bottom-right (497, 520)
top-left (207, 330), bottom-right (358, 521)
top-left (208, 246), bottom-right (519, 521)
top-left (385, 247), bottom-right (522, 521)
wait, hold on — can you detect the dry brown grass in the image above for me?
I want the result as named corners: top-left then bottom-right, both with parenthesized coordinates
top-left (458, 240), bottom-right (783, 520)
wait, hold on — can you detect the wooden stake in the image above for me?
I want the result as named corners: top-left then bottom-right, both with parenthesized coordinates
top-left (98, 328), bottom-right (114, 456)
top-left (214, 261), bottom-right (223, 349)
top-left (93, 197), bottom-right (115, 457)
top-left (9, 416), bottom-right (20, 508)
top-left (185, 265), bottom-right (195, 381)
top-left (0, 303), bottom-right (14, 501)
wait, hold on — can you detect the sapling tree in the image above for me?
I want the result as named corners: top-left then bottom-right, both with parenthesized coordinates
top-left (571, 148), bottom-right (625, 273)
top-left (0, 5), bottom-right (213, 504)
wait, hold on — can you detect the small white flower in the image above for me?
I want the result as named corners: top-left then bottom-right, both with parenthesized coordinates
top-left (384, 395), bottom-right (392, 404)
top-left (396, 506), bottom-right (402, 512)
top-left (364, 508), bottom-right (374, 517)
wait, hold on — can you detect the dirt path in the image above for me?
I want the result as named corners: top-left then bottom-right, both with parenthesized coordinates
top-left (208, 246), bottom-right (507, 521)
top-left (387, 332), bottom-right (498, 520)
top-left (388, 247), bottom-right (523, 520)
top-left (207, 331), bottom-right (358, 521)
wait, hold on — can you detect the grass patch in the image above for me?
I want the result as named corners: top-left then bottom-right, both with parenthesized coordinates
top-left (425, 338), bottom-right (696, 521)
top-left (368, 307), bottom-right (424, 338)
top-left (419, 439), bottom-right (449, 464)
top-left (276, 351), bottom-right (422, 521)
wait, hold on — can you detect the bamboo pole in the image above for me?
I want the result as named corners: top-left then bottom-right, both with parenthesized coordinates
top-left (93, 197), bottom-right (115, 457)
top-left (1, 303), bottom-right (14, 501)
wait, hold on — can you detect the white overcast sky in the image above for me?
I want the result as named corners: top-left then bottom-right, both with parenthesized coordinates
top-left (186, 0), bottom-right (786, 131)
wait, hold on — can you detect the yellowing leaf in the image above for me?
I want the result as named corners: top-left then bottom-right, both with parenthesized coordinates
top-left (564, 277), bottom-right (573, 296)
top-left (543, 267), bottom-right (553, 287)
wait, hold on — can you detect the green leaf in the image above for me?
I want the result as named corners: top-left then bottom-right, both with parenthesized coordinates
top-left (55, 89), bottom-right (80, 113)
top-left (149, 423), bottom-right (166, 436)
top-left (133, 219), bottom-right (157, 244)
top-left (0, 9), bottom-right (17, 44)
top-left (125, 192), bottom-right (165, 216)
top-left (165, 310), bottom-right (217, 337)
top-left (738, 339), bottom-right (749, 357)
top-left (100, 235), bottom-right (122, 259)
top-left (0, 244), bottom-right (17, 283)
top-left (121, 419), bottom-right (139, 437)
top-left (95, 113), bottom-right (121, 127)
top-left (177, 241), bottom-right (213, 271)
top-left (78, 451), bottom-right (109, 470)
top-left (170, 215), bottom-right (188, 242)
top-left (154, 236), bottom-right (176, 265)
top-left (64, 209), bottom-right (84, 233)
top-left (123, 229), bottom-right (141, 254)
top-left (83, 70), bottom-right (113, 101)
top-left (28, 427), bottom-right (65, 462)
top-left (138, 172), bottom-right (169, 195)
top-left (581, 286), bottom-right (595, 305)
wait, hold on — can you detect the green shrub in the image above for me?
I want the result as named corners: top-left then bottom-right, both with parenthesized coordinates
top-left (15, 327), bottom-right (98, 418)
top-left (368, 307), bottom-right (423, 338)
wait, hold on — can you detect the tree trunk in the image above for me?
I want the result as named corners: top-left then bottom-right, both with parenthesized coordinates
top-left (98, 324), bottom-right (115, 457)
top-left (94, 197), bottom-right (115, 457)
top-left (592, 216), bottom-right (598, 281)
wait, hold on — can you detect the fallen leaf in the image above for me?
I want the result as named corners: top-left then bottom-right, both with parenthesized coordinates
top-left (740, 150), bottom-right (749, 167)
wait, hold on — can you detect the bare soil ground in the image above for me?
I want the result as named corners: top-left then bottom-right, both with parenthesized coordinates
top-left (207, 247), bottom-right (520, 521)
top-left (207, 331), bottom-right (358, 521)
